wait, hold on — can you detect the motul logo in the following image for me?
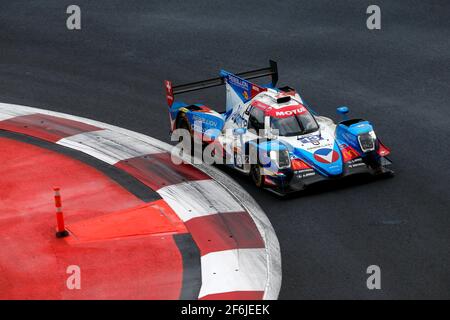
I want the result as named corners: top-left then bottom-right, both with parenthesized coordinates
top-left (275, 107), bottom-right (306, 117)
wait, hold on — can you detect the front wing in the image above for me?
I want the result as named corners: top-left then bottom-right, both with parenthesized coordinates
top-left (262, 157), bottom-right (394, 195)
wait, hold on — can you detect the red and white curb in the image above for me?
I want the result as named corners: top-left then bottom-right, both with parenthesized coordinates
top-left (0, 102), bottom-right (282, 300)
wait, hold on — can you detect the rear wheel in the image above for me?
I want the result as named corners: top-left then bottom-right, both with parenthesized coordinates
top-left (177, 116), bottom-right (206, 160)
top-left (176, 117), bottom-right (194, 157)
top-left (250, 164), bottom-right (264, 188)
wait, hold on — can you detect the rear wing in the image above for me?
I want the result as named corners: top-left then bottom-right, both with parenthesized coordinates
top-left (164, 60), bottom-right (278, 106)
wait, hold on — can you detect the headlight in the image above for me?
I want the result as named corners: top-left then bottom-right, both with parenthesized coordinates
top-left (269, 150), bottom-right (291, 169)
top-left (358, 130), bottom-right (376, 152)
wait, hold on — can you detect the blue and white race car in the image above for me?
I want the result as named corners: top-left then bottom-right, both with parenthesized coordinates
top-left (164, 60), bottom-right (393, 195)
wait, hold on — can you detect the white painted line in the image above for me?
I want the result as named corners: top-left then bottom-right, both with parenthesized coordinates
top-left (0, 103), bottom-right (33, 121)
top-left (158, 180), bottom-right (244, 222)
top-left (57, 129), bottom-right (165, 165)
top-left (198, 248), bottom-right (267, 298)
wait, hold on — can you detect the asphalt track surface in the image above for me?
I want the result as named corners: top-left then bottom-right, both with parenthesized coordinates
top-left (0, 1), bottom-right (449, 299)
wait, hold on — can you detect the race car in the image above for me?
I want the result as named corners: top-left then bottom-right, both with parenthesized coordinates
top-left (164, 60), bottom-right (393, 195)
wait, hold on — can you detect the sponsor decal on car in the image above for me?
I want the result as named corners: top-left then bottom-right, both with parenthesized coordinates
top-left (347, 158), bottom-right (366, 168)
top-left (192, 115), bottom-right (217, 128)
top-left (265, 104), bottom-right (308, 118)
top-left (296, 171), bottom-right (316, 179)
top-left (274, 106), bottom-right (306, 117)
top-left (228, 75), bottom-right (249, 90)
top-left (298, 135), bottom-right (324, 145)
top-left (313, 148), bottom-right (340, 164)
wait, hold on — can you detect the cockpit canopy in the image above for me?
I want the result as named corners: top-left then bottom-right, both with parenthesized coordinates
top-left (247, 100), bottom-right (319, 136)
top-left (270, 112), bottom-right (319, 136)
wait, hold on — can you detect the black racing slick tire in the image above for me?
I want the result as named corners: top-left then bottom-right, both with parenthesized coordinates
top-left (176, 117), bottom-right (194, 157)
top-left (250, 164), bottom-right (265, 188)
top-left (177, 116), bottom-right (205, 159)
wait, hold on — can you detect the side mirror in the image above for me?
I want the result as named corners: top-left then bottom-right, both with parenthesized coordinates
top-left (233, 127), bottom-right (247, 136)
top-left (336, 106), bottom-right (349, 120)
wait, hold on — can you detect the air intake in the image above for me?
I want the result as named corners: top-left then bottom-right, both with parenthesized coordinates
top-left (276, 96), bottom-right (291, 104)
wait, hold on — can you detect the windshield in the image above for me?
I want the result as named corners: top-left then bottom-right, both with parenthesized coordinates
top-left (271, 112), bottom-right (319, 136)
